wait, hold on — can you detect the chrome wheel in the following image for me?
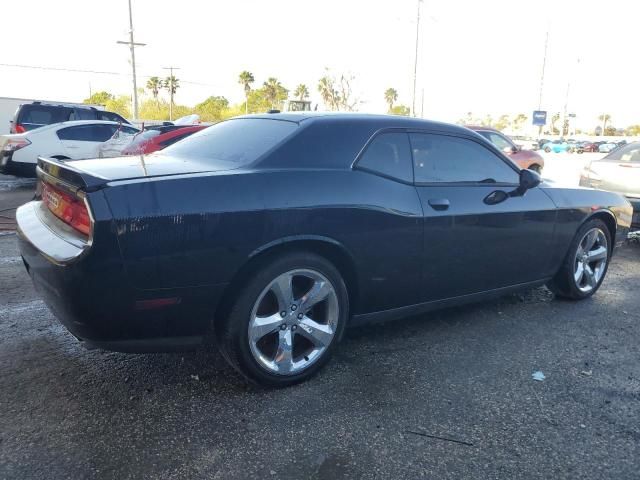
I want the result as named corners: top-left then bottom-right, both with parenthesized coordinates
top-left (573, 228), bottom-right (608, 293)
top-left (248, 269), bottom-right (339, 376)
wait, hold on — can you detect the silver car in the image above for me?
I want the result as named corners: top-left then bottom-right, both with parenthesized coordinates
top-left (580, 141), bottom-right (640, 230)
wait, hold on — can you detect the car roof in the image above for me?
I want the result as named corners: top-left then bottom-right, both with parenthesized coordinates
top-left (464, 125), bottom-right (500, 133)
top-left (236, 112), bottom-right (474, 136)
top-left (20, 120), bottom-right (137, 136)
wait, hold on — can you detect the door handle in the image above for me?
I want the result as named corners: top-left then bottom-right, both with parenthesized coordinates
top-left (428, 198), bottom-right (450, 211)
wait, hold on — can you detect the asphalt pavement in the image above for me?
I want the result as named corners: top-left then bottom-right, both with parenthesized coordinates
top-left (0, 157), bottom-right (639, 479)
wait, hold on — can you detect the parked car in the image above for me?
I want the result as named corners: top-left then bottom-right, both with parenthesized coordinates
top-left (542, 140), bottom-right (572, 153)
top-left (598, 142), bottom-right (619, 153)
top-left (576, 142), bottom-right (598, 154)
top-left (580, 141), bottom-right (640, 230)
top-left (121, 125), bottom-right (207, 155)
top-left (510, 135), bottom-right (539, 151)
top-left (17, 113), bottom-right (631, 386)
top-left (468, 126), bottom-right (544, 173)
top-left (10, 101), bottom-right (131, 134)
top-left (0, 120), bottom-right (140, 177)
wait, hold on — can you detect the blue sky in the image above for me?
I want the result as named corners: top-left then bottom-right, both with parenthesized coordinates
top-left (1, 0), bottom-right (638, 129)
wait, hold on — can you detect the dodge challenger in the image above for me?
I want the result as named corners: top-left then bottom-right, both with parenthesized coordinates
top-left (16, 113), bottom-right (633, 386)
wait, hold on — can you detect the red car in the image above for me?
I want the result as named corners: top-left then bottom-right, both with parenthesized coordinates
top-left (122, 125), bottom-right (206, 155)
top-left (467, 126), bottom-right (544, 173)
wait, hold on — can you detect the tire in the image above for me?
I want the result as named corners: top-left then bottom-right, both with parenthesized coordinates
top-left (547, 218), bottom-right (612, 300)
top-left (217, 251), bottom-right (349, 387)
top-left (544, 147), bottom-right (551, 153)
top-left (529, 164), bottom-right (542, 174)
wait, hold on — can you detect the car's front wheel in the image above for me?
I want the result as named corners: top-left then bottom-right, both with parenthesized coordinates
top-left (544, 146), bottom-right (551, 153)
top-left (547, 218), bottom-right (611, 300)
top-left (217, 252), bottom-right (348, 387)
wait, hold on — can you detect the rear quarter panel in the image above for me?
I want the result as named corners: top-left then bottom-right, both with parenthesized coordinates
top-left (102, 169), bottom-right (424, 315)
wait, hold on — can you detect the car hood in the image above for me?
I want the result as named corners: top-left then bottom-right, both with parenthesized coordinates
top-left (66, 154), bottom-right (226, 182)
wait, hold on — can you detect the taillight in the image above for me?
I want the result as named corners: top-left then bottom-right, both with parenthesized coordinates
top-left (2, 137), bottom-right (31, 152)
top-left (15, 124), bottom-right (26, 134)
top-left (41, 182), bottom-right (92, 236)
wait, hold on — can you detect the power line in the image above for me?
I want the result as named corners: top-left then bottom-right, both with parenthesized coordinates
top-left (0, 62), bottom-right (222, 88)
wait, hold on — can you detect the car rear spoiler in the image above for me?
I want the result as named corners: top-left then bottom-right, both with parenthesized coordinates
top-left (37, 156), bottom-right (109, 192)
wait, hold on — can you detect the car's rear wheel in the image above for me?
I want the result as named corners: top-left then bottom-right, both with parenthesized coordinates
top-left (544, 147), bottom-right (551, 153)
top-left (547, 219), bottom-right (611, 300)
top-left (217, 252), bottom-right (348, 387)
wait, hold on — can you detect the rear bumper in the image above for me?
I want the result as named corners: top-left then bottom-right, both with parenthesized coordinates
top-left (17, 201), bottom-right (227, 352)
top-left (0, 152), bottom-right (37, 177)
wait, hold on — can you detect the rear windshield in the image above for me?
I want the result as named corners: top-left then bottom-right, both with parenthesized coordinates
top-left (160, 118), bottom-right (298, 167)
top-left (18, 105), bottom-right (71, 126)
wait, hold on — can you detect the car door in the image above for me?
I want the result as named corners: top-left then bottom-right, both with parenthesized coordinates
top-left (352, 131), bottom-right (424, 311)
top-left (409, 131), bottom-right (557, 302)
top-left (57, 124), bottom-right (117, 159)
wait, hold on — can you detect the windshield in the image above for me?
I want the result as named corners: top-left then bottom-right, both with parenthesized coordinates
top-left (604, 142), bottom-right (640, 162)
top-left (161, 118), bottom-right (298, 167)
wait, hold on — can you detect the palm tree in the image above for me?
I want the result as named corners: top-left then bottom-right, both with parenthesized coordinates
top-left (146, 77), bottom-right (161, 101)
top-left (163, 76), bottom-right (179, 102)
top-left (293, 84), bottom-right (309, 101)
top-left (384, 88), bottom-right (398, 111)
top-left (238, 71), bottom-right (255, 114)
top-left (263, 77), bottom-right (283, 109)
top-left (598, 114), bottom-right (611, 135)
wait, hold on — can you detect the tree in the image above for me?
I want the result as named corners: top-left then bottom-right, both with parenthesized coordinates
top-left (625, 125), bottom-right (640, 136)
top-left (494, 114), bottom-right (510, 131)
top-left (146, 77), bottom-right (162, 100)
top-left (83, 91), bottom-right (114, 105)
top-left (163, 76), bottom-right (180, 103)
top-left (263, 77), bottom-right (288, 109)
top-left (481, 114), bottom-right (494, 127)
top-left (604, 126), bottom-right (617, 136)
top-left (550, 113), bottom-right (560, 135)
top-left (317, 70), bottom-right (359, 111)
top-left (194, 96), bottom-right (230, 122)
top-left (104, 95), bottom-right (131, 118)
top-left (293, 84), bottom-right (310, 101)
top-left (238, 71), bottom-right (255, 114)
top-left (389, 105), bottom-right (410, 116)
top-left (384, 88), bottom-right (398, 111)
top-left (598, 114), bottom-right (612, 133)
top-left (512, 113), bottom-right (528, 133)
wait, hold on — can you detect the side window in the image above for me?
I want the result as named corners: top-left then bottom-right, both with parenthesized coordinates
top-left (484, 132), bottom-right (514, 152)
top-left (120, 126), bottom-right (139, 135)
top-left (410, 133), bottom-right (519, 184)
top-left (75, 109), bottom-right (96, 120)
top-left (357, 132), bottom-right (413, 183)
top-left (57, 124), bottom-right (115, 142)
top-left (93, 125), bottom-right (119, 141)
top-left (99, 111), bottom-right (120, 122)
top-left (57, 125), bottom-right (93, 141)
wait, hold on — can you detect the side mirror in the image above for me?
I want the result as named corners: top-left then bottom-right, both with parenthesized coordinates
top-left (483, 169), bottom-right (542, 205)
top-left (517, 168), bottom-right (541, 194)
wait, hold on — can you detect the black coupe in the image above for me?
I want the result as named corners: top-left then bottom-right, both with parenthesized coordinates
top-left (17, 113), bottom-right (633, 386)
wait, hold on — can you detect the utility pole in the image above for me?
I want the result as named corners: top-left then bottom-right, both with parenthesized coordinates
top-left (412, 0), bottom-right (423, 117)
top-left (536, 29), bottom-right (549, 137)
top-left (117, 0), bottom-right (145, 120)
top-left (162, 66), bottom-right (180, 121)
